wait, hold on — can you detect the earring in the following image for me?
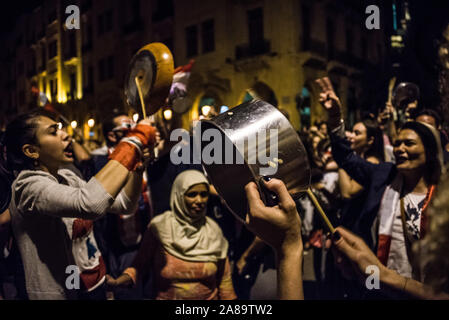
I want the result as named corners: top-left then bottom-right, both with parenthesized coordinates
top-left (33, 158), bottom-right (39, 167)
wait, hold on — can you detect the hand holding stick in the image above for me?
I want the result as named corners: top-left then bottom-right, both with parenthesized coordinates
top-left (306, 188), bottom-right (335, 234)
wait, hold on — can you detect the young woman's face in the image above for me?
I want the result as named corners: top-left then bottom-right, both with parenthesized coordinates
top-left (184, 183), bottom-right (209, 218)
top-left (319, 123), bottom-right (328, 136)
top-left (33, 116), bottom-right (74, 169)
top-left (393, 129), bottom-right (426, 172)
top-left (349, 122), bottom-right (371, 154)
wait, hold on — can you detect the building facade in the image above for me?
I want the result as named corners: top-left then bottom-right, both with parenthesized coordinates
top-left (1, 0), bottom-right (386, 137)
top-left (0, 0), bottom-right (173, 139)
top-left (174, 0), bottom-right (386, 131)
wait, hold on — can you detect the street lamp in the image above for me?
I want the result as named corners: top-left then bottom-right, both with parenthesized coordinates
top-left (201, 105), bottom-right (212, 117)
top-left (87, 119), bottom-right (95, 128)
top-left (71, 121), bottom-right (77, 129)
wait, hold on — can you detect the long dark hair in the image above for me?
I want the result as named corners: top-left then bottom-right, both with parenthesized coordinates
top-left (0, 110), bottom-right (56, 210)
top-left (0, 109), bottom-right (55, 179)
top-left (358, 118), bottom-right (385, 162)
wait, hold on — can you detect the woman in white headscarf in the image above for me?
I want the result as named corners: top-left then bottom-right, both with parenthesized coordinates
top-left (107, 170), bottom-right (236, 300)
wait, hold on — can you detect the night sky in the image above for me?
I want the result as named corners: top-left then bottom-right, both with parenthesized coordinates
top-left (0, 0), bottom-right (42, 36)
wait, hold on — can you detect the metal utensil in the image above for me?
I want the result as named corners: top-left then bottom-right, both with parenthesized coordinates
top-left (392, 82), bottom-right (420, 109)
top-left (124, 42), bottom-right (174, 116)
top-left (200, 100), bottom-right (311, 223)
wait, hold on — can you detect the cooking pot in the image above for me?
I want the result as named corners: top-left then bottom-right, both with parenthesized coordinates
top-left (392, 82), bottom-right (420, 109)
top-left (200, 100), bottom-right (311, 222)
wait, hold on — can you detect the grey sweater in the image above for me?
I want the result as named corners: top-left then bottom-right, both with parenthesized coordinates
top-left (9, 169), bottom-right (136, 300)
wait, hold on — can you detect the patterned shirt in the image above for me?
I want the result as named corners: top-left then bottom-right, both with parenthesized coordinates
top-left (126, 230), bottom-right (236, 300)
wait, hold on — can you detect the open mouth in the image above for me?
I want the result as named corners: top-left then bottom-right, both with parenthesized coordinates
top-left (64, 143), bottom-right (74, 158)
top-left (396, 156), bottom-right (408, 164)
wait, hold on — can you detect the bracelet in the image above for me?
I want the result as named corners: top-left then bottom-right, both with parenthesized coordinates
top-left (121, 137), bottom-right (143, 157)
top-left (109, 142), bottom-right (141, 171)
top-left (127, 124), bottom-right (157, 146)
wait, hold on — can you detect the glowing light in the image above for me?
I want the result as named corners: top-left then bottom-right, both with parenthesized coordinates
top-left (201, 105), bottom-right (212, 116)
top-left (71, 121), bottom-right (77, 129)
top-left (220, 105), bottom-right (229, 113)
top-left (163, 109), bottom-right (173, 121)
top-left (392, 3), bottom-right (397, 31)
top-left (87, 119), bottom-right (95, 128)
top-left (133, 113), bottom-right (139, 122)
top-left (57, 96), bottom-right (67, 104)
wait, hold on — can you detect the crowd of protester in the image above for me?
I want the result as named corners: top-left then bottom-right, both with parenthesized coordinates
top-left (0, 75), bottom-right (449, 300)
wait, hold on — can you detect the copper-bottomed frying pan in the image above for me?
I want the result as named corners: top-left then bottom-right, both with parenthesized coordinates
top-left (124, 42), bottom-right (174, 117)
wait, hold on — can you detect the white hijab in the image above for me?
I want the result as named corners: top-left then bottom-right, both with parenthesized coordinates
top-left (150, 170), bottom-right (228, 262)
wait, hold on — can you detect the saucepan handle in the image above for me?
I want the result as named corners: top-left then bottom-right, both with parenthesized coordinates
top-left (257, 176), bottom-right (279, 207)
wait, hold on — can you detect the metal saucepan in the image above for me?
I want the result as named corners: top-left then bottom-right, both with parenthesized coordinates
top-left (199, 100), bottom-right (311, 223)
top-left (124, 42), bottom-right (174, 116)
top-left (392, 82), bottom-right (420, 110)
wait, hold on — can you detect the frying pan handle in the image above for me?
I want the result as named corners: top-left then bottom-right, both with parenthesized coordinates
top-left (258, 176), bottom-right (279, 207)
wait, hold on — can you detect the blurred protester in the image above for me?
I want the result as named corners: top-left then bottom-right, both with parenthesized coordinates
top-left (415, 109), bottom-right (441, 129)
top-left (339, 118), bottom-right (385, 230)
top-left (377, 101), bottom-right (397, 162)
top-left (415, 109), bottom-right (449, 164)
top-left (317, 121), bottom-right (329, 138)
top-left (85, 110), bottom-right (154, 300)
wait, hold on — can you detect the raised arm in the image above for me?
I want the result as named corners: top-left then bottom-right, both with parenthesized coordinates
top-left (15, 121), bottom-right (156, 220)
top-left (108, 148), bottom-right (152, 215)
top-left (94, 120), bottom-right (156, 197)
top-left (315, 77), bottom-right (378, 186)
top-left (245, 179), bottom-right (303, 300)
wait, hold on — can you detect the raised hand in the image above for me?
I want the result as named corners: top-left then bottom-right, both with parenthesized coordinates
top-left (245, 179), bottom-right (304, 300)
top-left (244, 179), bottom-right (301, 253)
top-left (315, 77), bottom-right (342, 129)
